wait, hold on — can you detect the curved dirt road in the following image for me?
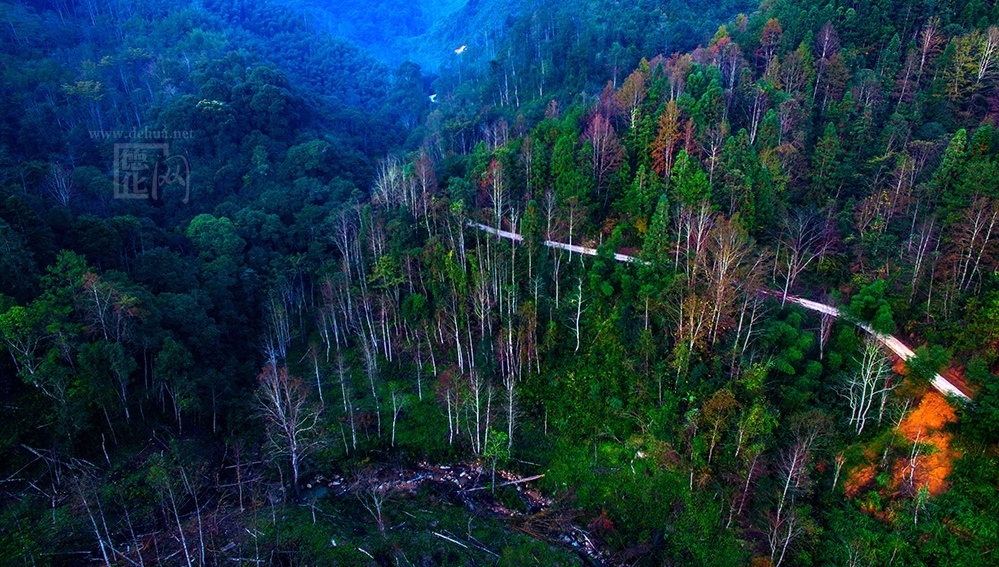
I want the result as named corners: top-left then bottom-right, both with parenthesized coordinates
top-left (779, 295), bottom-right (969, 400)
top-left (471, 222), bottom-right (970, 400)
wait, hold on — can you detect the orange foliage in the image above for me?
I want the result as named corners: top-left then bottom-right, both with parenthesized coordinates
top-left (844, 392), bottom-right (959, 503)
top-left (844, 458), bottom-right (877, 499)
top-left (895, 392), bottom-right (959, 497)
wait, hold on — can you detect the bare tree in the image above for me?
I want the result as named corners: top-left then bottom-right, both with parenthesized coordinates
top-left (945, 195), bottom-right (999, 293)
top-left (81, 272), bottom-right (138, 345)
top-left (487, 158), bottom-right (506, 234)
top-left (571, 277), bottom-right (586, 353)
top-left (264, 293), bottom-right (292, 364)
top-left (352, 469), bottom-right (390, 536)
top-left (746, 85), bottom-right (770, 144)
top-left (976, 26), bottom-right (999, 84)
top-left (812, 22), bottom-right (841, 99)
top-left (335, 350), bottom-right (357, 451)
top-left (916, 18), bottom-right (943, 86)
top-left (390, 385), bottom-right (406, 447)
top-left (414, 152), bottom-right (437, 229)
top-left (774, 439), bottom-right (810, 524)
top-left (907, 216), bottom-right (936, 302)
top-left (775, 209), bottom-right (833, 305)
top-left (706, 216), bottom-right (753, 344)
top-left (257, 362), bottom-right (321, 498)
top-left (371, 156), bottom-right (409, 207)
top-left (840, 339), bottom-right (896, 435)
top-left (773, 413), bottom-right (825, 525)
top-left (767, 508), bottom-right (804, 567)
top-left (584, 112), bottom-right (625, 207)
top-left (45, 162), bottom-right (75, 205)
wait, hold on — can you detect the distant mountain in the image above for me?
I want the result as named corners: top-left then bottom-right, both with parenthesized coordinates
top-left (300, 0), bottom-right (471, 66)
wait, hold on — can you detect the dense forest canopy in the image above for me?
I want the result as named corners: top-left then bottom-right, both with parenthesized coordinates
top-left (2, 0), bottom-right (999, 565)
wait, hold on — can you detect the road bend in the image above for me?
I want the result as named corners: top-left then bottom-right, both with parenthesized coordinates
top-left (470, 222), bottom-right (971, 400)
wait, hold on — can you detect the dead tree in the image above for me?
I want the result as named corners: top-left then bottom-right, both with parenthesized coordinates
top-left (352, 468), bottom-right (389, 536)
top-left (775, 209), bottom-right (833, 305)
top-left (840, 339), bottom-right (896, 435)
top-left (256, 362), bottom-right (320, 498)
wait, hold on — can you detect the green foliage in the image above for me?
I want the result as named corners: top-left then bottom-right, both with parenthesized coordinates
top-left (4, 0), bottom-right (999, 564)
top-left (847, 280), bottom-right (896, 335)
top-left (670, 150), bottom-right (711, 207)
top-left (960, 357), bottom-right (999, 442)
top-left (185, 214), bottom-right (246, 262)
top-left (907, 344), bottom-right (952, 386)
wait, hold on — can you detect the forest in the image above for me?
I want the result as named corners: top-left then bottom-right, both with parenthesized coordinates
top-left (2, 0), bottom-right (999, 565)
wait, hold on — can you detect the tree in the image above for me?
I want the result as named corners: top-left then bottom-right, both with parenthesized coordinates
top-left (757, 18), bottom-right (782, 74)
top-left (840, 339), bottom-right (895, 435)
top-left (847, 279), bottom-right (896, 334)
top-left (483, 428), bottom-right (510, 493)
top-left (257, 363), bottom-right (321, 498)
top-left (810, 123), bottom-right (842, 204)
top-left (615, 68), bottom-right (647, 129)
top-left (960, 357), bottom-right (999, 442)
top-left (154, 337), bottom-right (198, 431)
top-left (651, 100), bottom-right (682, 178)
top-left (643, 194), bottom-right (672, 264)
top-left (185, 214), bottom-right (246, 262)
top-left (584, 112), bottom-right (625, 208)
top-left (941, 35), bottom-right (977, 101)
top-left (932, 129), bottom-right (968, 200)
top-left (0, 218), bottom-right (39, 301)
top-left (0, 303), bottom-right (47, 385)
top-left (670, 150), bottom-right (711, 208)
top-left (775, 209), bottom-right (833, 305)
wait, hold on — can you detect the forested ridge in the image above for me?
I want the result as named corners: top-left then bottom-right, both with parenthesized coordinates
top-left (2, 0), bottom-right (999, 565)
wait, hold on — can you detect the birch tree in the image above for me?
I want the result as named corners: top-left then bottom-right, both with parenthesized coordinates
top-left (257, 362), bottom-right (321, 498)
top-left (841, 339), bottom-right (896, 435)
top-left (775, 209), bottom-right (832, 305)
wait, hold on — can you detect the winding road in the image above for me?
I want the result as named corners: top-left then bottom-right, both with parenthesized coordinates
top-left (471, 222), bottom-right (971, 400)
top-left (474, 222), bottom-right (644, 263)
top-left (779, 295), bottom-right (970, 400)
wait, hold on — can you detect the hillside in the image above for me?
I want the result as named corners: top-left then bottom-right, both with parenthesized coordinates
top-left (2, 0), bottom-right (999, 566)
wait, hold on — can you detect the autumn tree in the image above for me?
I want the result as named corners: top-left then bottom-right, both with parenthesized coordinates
top-left (701, 388), bottom-right (739, 464)
top-left (651, 100), bottom-right (682, 178)
top-left (757, 18), bottom-right (782, 75)
top-left (615, 67), bottom-right (648, 129)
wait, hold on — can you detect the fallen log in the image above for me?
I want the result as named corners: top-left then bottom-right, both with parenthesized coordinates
top-left (464, 474), bottom-right (545, 492)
